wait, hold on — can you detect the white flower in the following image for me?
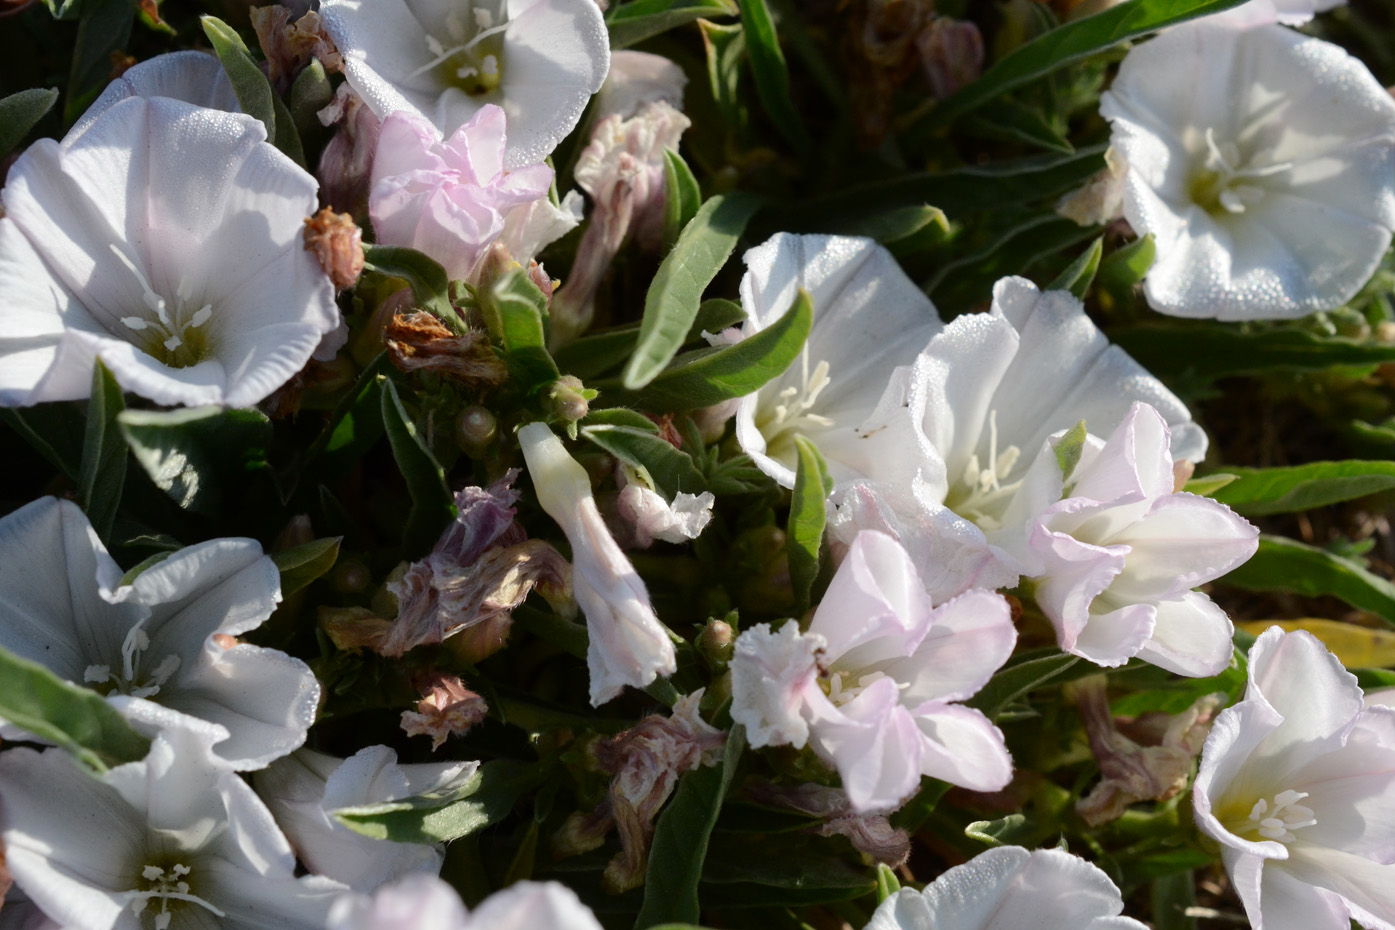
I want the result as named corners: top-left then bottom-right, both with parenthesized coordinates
top-left (319, 0), bottom-right (610, 167)
top-left (0, 95), bottom-right (339, 407)
top-left (734, 233), bottom-right (945, 490)
top-left (0, 727), bottom-right (345, 930)
top-left (867, 846), bottom-right (1148, 930)
top-left (615, 471), bottom-right (714, 548)
top-left (0, 497), bottom-right (319, 770)
top-left (517, 422), bottom-right (677, 705)
top-left (592, 50), bottom-right (686, 122)
top-left (1215, 0), bottom-right (1344, 27)
top-left (1027, 402), bottom-right (1258, 677)
top-left (731, 531), bottom-right (1015, 812)
top-left (1195, 627), bottom-right (1395, 930)
top-left (329, 874), bottom-right (604, 930)
top-left (1101, 20), bottom-right (1395, 319)
top-left (253, 747), bottom-right (477, 890)
top-left (68, 50), bottom-right (238, 140)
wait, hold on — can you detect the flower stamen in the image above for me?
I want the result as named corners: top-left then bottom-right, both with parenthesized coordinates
top-left (130, 863), bottom-right (225, 930)
top-left (1246, 789), bottom-right (1316, 843)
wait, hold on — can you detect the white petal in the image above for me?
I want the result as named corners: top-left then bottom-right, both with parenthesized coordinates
top-left (68, 50), bottom-right (239, 141)
top-left (328, 874), bottom-right (469, 930)
top-left (912, 702), bottom-right (1013, 793)
top-left (1247, 628), bottom-right (1365, 774)
top-left (809, 530), bottom-right (937, 667)
top-left (1135, 591), bottom-right (1235, 678)
top-left (888, 589), bottom-right (1016, 705)
top-left (1248, 860), bottom-right (1351, 930)
top-left (1108, 494), bottom-right (1258, 603)
top-left (809, 679), bottom-right (924, 813)
top-left (465, 880), bottom-right (604, 930)
top-left (730, 622), bottom-right (822, 750)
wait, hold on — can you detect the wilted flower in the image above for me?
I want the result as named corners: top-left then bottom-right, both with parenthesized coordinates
top-left (329, 874), bottom-right (605, 930)
top-left (318, 83), bottom-right (383, 217)
top-left (400, 672), bottom-right (490, 748)
top-left (0, 728), bottom-right (345, 930)
top-left (615, 468), bottom-right (715, 549)
top-left (868, 846), bottom-right (1148, 930)
top-left (1195, 627), bottom-right (1395, 930)
top-left (731, 530), bottom-right (1016, 812)
top-left (744, 780), bottom-right (911, 866)
top-left (383, 311), bottom-right (509, 385)
top-left (0, 497), bottom-right (319, 770)
top-left (369, 106), bottom-right (559, 282)
top-left (0, 95), bottom-right (340, 407)
top-left (251, 6), bottom-right (343, 94)
top-left (319, 0), bottom-right (610, 167)
top-left (253, 746), bottom-right (477, 889)
top-left (1027, 403), bottom-right (1258, 676)
top-left (518, 422), bottom-right (677, 705)
top-left (1101, 20), bottom-right (1395, 319)
top-left (303, 207), bottom-right (365, 290)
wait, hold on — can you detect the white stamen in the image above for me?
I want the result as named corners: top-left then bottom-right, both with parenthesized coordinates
top-left (1247, 789), bottom-right (1316, 842)
top-left (1200, 128), bottom-right (1293, 214)
top-left (946, 409), bottom-right (1025, 531)
top-left (84, 664), bottom-right (112, 684)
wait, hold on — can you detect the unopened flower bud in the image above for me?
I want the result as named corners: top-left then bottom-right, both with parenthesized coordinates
top-left (332, 559), bottom-right (371, 594)
top-left (917, 16), bottom-right (984, 100)
top-left (456, 406), bottom-right (499, 457)
top-left (303, 207), bottom-right (364, 290)
top-left (547, 375), bottom-right (593, 424)
top-left (697, 619), bottom-right (735, 668)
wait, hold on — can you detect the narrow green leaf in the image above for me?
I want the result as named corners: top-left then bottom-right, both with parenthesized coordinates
top-left (1, 408), bottom-right (82, 481)
top-left (609, 288), bottom-right (812, 412)
top-left (554, 298), bottom-right (748, 380)
top-left (270, 537), bottom-right (342, 597)
top-left (835, 204), bottom-right (951, 247)
top-left (478, 265), bottom-right (560, 390)
top-left (637, 725), bottom-right (746, 928)
top-left (1048, 238), bottom-right (1103, 299)
top-left (335, 759), bottom-right (540, 844)
top-left (380, 379), bottom-right (454, 558)
top-left (624, 192), bottom-right (764, 390)
top-left (1184, 473), bottom-right (1238, 497)
top-left (1208, 462), bottom-right (1395, 517)
top-left (966, 649), bottom-right (1083, 719)
top-left (119, 406), bottom-right (272, 515)
top-left (789, 436), bottom-right (832, 614)
top-left (65, 0), bottom-right (133, 122)
top-left (77, 359), bottom-right (127, 542)
top-left (875, 864), bottom-right (901, 903)
top-left (700, 19), bottom-right (747, 129)
top-left (201, 16), bottom-right (285, 158)
top-left (360, 244), bottom-right (463, 331)
top-left (1098, 233), bottom-right (1156, 294)
top-left (0, 643), bottom-right (151, 774)
top-left (288, 58), bottom-right (333, 136)
top-left (740, 0), bottom-right (811, 152)
top-left (913, 0), bottom-right (1249, 129)
top-left (965, 99), bottom-right (1074, 154)
top-left (606, 0), bottom-right (738, 47)
top-left (299, 353), bottom-right (391, 486)
top-left (1052, 419), bottom-right (1088, 483)
top-left (965, 813), bottom-right (1031, 847)
top-left (580, 424), bottom-right (706, 499)
top-left (1222, 535), bottom-right (1395, 627)
top-left (583, 408), bottom-right (661, 433)
top-left (0, 87), bottom-right (58, 157)
top-left (1112, 324), bottom-right (1395, 382)
top-left (1152, 871), bottom-right (1199, 930)
top-left (662, 148), bottom-right (703, 253)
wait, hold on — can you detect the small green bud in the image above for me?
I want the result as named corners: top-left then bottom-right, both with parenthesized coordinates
top-left (455, 405), bottom-right (498, 457)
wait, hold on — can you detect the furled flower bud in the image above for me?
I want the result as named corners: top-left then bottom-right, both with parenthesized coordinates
top-left (401, 672), bottom-right (489, 750)
top-left (547, 375), bottom-right (594, 425)
top-left (303, 207), bottom-right (365, 291)
top-left (917, 16), bottom-right (984, 100)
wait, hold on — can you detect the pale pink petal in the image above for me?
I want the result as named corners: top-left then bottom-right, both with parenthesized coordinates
top-left (912, 702), bottom-right (1012, 793)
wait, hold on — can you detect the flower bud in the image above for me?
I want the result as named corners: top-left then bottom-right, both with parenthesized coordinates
top-left (547, 375), bottom-right (594, 424)
top-left (303, 207), bottom-right (364, 291)
top-left (697, 618), bottom-right (735, 669)
top-left (917, 16), bottom-right (984, 100)
top-left (456, 405), bottom-right (499, 457)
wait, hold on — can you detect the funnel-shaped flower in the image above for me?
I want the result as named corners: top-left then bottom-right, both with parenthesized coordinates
top-left (1101, 20), bottom-right (1395, 319)
top-left (69, 51), bottom-right (238, 140)
top-left (518, 422), bottom-right (677, 705)
top-left (731, 531), bottom-right (1015, 812)
top-left (329, 874), bottom-right (604, 930)
top-left (320, 0), bottom-right (609, 167)
top-left (0, 95), bottom-right (339, 407)
top-left (1195, 627), bottom-right (1395, 930)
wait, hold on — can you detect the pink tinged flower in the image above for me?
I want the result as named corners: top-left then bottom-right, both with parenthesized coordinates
top-left (329, 875), bottom-right (605, 930)
top-left (319, 0), bottom-right (610, 168)
top-left (400, 672), bottom-right (489, 748)
top-left (0, 727), bottom-right (346, 930)
top-left (615, 475), bottom-right (714, 548)
top-left (1028, 402), bottom-right (1258, 677)
top-left (1194, 627), bottom-right (1395, 930)
top-left (1100, 20), bottom-right (1395, 320)
top-left (369, 106), bottom-right (556, 281)
top-left (517, 422), bottom-right (677, 705)
top-left (867, 846), bottom-right (1149, 930)
top-left (67, 50), bottom-right (239, 141)
top-left (0, 95), bottom-right (340, 408)
top-left (731, 531), bottom-right (1016, 813)
top-left (253, 747), bottom-right (477, 890)
top-left (0, 497), bottom-right (320, 771)
top-left (734, 233), bottom-right (946, 491)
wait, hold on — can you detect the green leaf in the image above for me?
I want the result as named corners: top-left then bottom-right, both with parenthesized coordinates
top-left (1208, 462), bottom-right (1395, 517)
top-left (65, 0), bottom-right (133, 122)
top-left (1221, 535), bottom-right (1395, 627)
top-left (636, 725), bottom-right (746, 928)
top-left (662, 148), bottom-right (703, 253)
top-left (301, 353), bottom-right (392, 484)
top-left (913, 0), bottom-right (1248, 129)
top-left (380, 379), bottom-right (454, 558)
top-left (0, 87), bottom-right (58, 157)
top-left (0, 643), bottom-right (150, 774)
top-left (270, 537), bottom-right (341, 597)
top-left (700, 19), bottom-right (747, 130)
top-left (624, 192), bottom-right (764, 390)
top-left (965, 813), bottom-right (1031, 847)
top-left (966, 649), bottom-right (1083, 719)
top-left (606, 0), bottom-right (739, 48)
top-left (288, 58), bottom-right (333, 136)
top-left (360, 244), bottom-right (464, 332)
top-left (608, 288), bottom-right (812, 412)
top-left (119, 406), bottom-right (272, 515)
top-left (1052, 419), bottom-right (1088, 483)
top-left (554, 298), bottom-right (748, 381)
top-left (1152, 871), bottom-right (1199, 930)
top-left (200, 16), bottom-right (304, 166)
top-left (1111, 324), bottom-right (1395, 383)
top-left (1048, 238), bottom-right (1103, 300)
top-left (2, 407), bottom-right (82, 481)
top-left (583, 408), bottom-right (661, 433)
top-left (77, 359), bottom-right (127, 543)
top-left (965, 99), bottom-right (1074, 154)
top-left (789, 436), bottom-right (833, 615)
top-left (335, 759), bottom-right (540, 844)
top-left (38, 0), bottom-right (83, 18)
top-left (1183, 473), bottom-right (1238, 497)
top-left (835, 204), bottom-right (951, 248)
top-left (740, 0), bottom-right (811, 152)
top-left (876, 864), bottom-right (901, 904)
top-left (1097, 233), bottom-right (1156, 295)
top-left (580, 424), bottom-right (706, 499)
top-left (478, 265), bottom-right (560, 390)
